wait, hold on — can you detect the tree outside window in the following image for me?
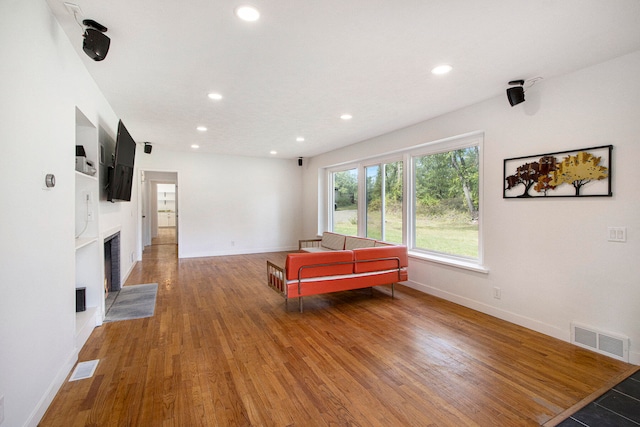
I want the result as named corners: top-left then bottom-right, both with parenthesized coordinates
top-left (331, 168), bottom-right (358, 235)
top-left (413, 146), bottom-right (479, 259)
top-left (326, 133), bottom-right (482, 266)
top-left (365, 161), bottom-right (403, 243)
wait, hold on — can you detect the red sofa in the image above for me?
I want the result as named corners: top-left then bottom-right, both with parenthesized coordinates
top-left (267, 243), bottom-right (408, 312)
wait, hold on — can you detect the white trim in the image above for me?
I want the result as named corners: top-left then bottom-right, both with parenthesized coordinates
top-left (409, 131), bottom-right (483, 157)
top-left (323, 131), bottom-right (485, 271)
top-left (24, 349), bottom-right (77, 427)
top-left (403, 279), bottom-right (566, 341)
top-left (409, 251), bottom-right (489, 274)
top-left (409, 133), bottom-right (483, 267)
top-left (180, 245), bottom-right (299, 259)
top-left (101, 225), bottom-right (122, 240)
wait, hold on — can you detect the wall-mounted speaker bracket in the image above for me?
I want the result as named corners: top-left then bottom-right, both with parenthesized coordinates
top-left (82, 19), bottom-right (107, 32)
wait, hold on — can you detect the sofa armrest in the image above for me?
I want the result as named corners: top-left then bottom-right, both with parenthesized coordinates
top-left (298, 238), bottom-right (322, 250)
top-left (267, 261), bottom-right (286, 296)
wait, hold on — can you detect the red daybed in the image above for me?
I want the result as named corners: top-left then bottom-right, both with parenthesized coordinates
top-left (267, 243), bottom-right (408, 312)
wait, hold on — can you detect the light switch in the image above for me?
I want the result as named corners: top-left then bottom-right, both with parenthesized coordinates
top-left (607, 227), bottom-right (627, 242)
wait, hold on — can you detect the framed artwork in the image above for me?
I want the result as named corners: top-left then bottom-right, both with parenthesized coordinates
top-left (503, 145), bottom-right (612, 198)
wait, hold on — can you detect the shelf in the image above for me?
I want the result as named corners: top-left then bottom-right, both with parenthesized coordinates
top-left (75, 236), bottom-right (98, 250)
top-left (75, 170), bottom-right (98, 181)
top-left (75, 307), bottom-right (97, 333)
top-left (75, 306), bottom-right (98, 350)
top-left (74, 107), bottom-right (102, 351)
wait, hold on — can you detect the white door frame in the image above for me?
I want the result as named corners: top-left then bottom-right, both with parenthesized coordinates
top-left (138, 170), bottom-right (179, 258)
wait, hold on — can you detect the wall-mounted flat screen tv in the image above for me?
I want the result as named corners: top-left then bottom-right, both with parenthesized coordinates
top-left (107, 120), bottom-right (136, 202)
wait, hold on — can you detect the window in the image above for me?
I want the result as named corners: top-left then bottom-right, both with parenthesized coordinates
top-left (412, 145), bottom-right (479, 259)
top-left (331, 168), bottom-right (358, 236)
top-left (326, 132), bottom-right (483, 269)
top-left (365, 165), bottom-right (382, 239)
top-left (365, 161), bottom-right (403, 243)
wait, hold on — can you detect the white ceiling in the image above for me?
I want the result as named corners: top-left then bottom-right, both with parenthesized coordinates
top-left (46, 0), bottom-right (640, 159)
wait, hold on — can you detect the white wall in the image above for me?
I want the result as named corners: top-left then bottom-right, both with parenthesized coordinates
top-left (0, 4), bottom-right (635, 426)
top-left (0, 1), bottom-right (136, 426)
top-left (136, 147), bottom-right (303, 258)
top-left (303, 51), bottom-right (640, 364)
top-left (100, 164), bottom-right (139, 280)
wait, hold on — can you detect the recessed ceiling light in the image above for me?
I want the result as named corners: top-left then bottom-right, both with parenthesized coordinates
top-left (196, 126), bottom-right (207, 131)
top-left (431, 64), bottom-right (453, 75)
top-left (340, 114), bottom-right (352, 120)
top-left (191, 144), bottom-right (200, 149)
top-left (270, 150), bottom-right (277, 155)
top-left (235, 5), bottom-right (260, 22)
top-left (208, 93), bottom-right (223, 100)
top-left (296, 137), bottom-right (305, 142)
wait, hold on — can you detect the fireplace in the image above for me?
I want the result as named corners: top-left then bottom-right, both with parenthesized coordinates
top-left (104, 232), bottom-right (121, 292)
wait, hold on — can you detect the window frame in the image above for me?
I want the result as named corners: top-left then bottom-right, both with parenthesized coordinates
top-left (325, 131), bottom-right (486, 272)
top-left (328, 165), bottom-right (360, 236)
top-left (362, 158), bottom-right (405, 244)
top-left (407, 133), bottom-right (484, 271)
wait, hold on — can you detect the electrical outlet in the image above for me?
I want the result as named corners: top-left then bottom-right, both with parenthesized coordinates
top-left (493, 287), bottom-right (501, 299)
top-left (130, 252), bottom-right (134, 263)
top-left (0, 394), bottom-right (5, 425)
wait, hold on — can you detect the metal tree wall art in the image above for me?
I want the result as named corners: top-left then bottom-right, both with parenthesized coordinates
top-left (503, 145), bottom-right (612, 198)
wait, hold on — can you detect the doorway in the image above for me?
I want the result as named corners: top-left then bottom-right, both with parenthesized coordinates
top-left (140, 171), bottom-right (178, 254)
top-left (156, 183), bottom-right (177, 244)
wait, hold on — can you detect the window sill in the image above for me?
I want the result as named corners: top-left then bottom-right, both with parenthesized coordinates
top-left (408, 251), bottom-right (489, 274)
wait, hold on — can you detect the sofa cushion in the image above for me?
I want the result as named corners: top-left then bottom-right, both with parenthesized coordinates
top-left (300, 246), bottom-right (333, 253)
top-left (344, 236), bottom-right (376, 250)
top-left (352, 246), bottom-right (408, 274)
top-left (321, 232), bottom-right (346, 250)
top-left (285, 250), bottom-right (354, 281)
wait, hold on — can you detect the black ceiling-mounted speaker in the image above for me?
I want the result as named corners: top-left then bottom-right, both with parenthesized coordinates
top-left (298, 157), bottom-right (303, 166)
top-left (507, 79), bottom-right (525, 106)
top-left (144, 143), bottom-right (152, 154)
top-left (82, 19), bottom-right (110, 61)
top-left (506, 86), bottom-right (525, 106)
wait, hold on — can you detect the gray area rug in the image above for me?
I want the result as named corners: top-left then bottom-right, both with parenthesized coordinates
top-left (104, 283), bottom-right (158, 322)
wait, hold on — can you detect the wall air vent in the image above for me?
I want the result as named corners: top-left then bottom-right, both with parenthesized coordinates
top-left (571, 322), bottom-right (629, 362)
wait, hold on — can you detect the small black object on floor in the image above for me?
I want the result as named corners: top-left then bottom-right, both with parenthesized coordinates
top-left (557, 370), bottom-right (640, 426)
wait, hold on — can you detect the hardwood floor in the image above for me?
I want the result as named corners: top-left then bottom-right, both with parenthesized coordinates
top-left (153, 227), bottom-right (177, 245)
top-left (40, 245), bottom-right (635, 426)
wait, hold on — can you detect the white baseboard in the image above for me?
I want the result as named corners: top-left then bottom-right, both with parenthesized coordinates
top-left (122, 259), bottom-right (136, 285)
top-left (24, 348), bottom-right (77, 427)
top-left (181, 245), bottom-right (298, 259)
top-left (402, 279), bottom-right (568, 342)
top-left (401, 280), bottom-right (639, 366)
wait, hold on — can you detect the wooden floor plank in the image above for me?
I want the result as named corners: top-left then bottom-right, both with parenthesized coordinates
top-left (40, 240), bottom-right (634, 426)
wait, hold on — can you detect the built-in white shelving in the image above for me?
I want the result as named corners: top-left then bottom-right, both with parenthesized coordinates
top-left (75, 306), bottom-right (98, 349)
top-left (75, 237), bottom-right (97, 250)
top-left (157, 184), bottom-right (176, 227)
top-left (74, 108), bottom-right (104, 350)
